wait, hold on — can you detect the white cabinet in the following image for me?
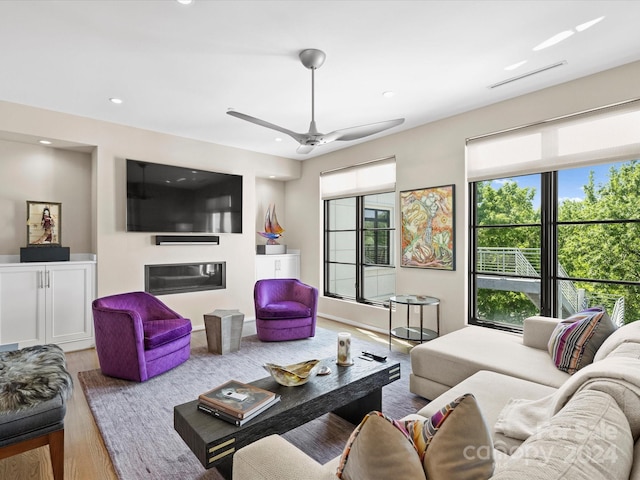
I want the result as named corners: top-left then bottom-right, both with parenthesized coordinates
top-left (0, 259), bottom-right (95, 352)
top-left (255, 253), bottom-right (300, 280)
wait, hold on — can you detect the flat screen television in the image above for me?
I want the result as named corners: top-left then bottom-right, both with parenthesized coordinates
top-left (126, 159), bottom-right (243, 233)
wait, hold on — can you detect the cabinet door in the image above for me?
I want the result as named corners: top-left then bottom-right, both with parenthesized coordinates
top-left (0, 266), bottom-right (46, 346)
top-left (47, 263), bottom-right (94, 344)
top-left (255, 255), bottom-right (275, 280)
top-left (255, 254), bottom-right (300, 280)
top-left (274, 255), bottom-right (300, 278)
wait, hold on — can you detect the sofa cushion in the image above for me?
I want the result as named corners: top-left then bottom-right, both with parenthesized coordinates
top-left (410, 326), bottom-right (570, 396)
top-left (336, 412), bottom-right (425, 480)
top-left (491, 390), bottom-right (633, 480)
top-left (594, 318), bottom-right (640, 362)
top-left (404, 393), bottom-right (494, 479)
top-left (414, 370), bottom-right (556, 455)
top-left (547, 306), bottom-right (615, 374)
top-left (143, 318), bottom-right (192, 349)
top-left (629, 440), bottom-right (640, 480)
top-left (257, 301), bottom-right (312, 320)
top-left (0, 393), bottom-right (65, 446)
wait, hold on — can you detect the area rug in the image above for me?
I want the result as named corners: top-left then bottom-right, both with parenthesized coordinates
top-left (78, 327), bottom-right (427, 479)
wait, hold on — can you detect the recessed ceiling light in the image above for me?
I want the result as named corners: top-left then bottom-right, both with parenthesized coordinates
top-left (109, 97), bottom-right (123, 104)
top-left (382, 91), bottom-right (396, 98)
top-left (39, 140), bottom-right (52, 145)
top-left (176, 0), bottom-right (193, 4)
top-left (576, 16), bottom-right (604, 32)
top-left (504, 60), bottom-right (527, 71)
top-left (533, 30), bottom-right (574, 51)
top-left (275, 137), bottom-right (282, 142)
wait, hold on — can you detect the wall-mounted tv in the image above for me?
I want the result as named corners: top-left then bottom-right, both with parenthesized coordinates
top-left (126, 159), bottom-right (242, 233)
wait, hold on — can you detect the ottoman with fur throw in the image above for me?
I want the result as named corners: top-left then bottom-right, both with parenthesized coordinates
top-left (0, 344), bottom-right (73, 480)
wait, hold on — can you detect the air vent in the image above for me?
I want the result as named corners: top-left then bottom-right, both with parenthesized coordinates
top-left (489, 61), bottom-right (567, 89)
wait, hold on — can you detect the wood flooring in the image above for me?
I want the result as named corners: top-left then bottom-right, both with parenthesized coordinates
top-left (0, 318), bottom-right (411, 479)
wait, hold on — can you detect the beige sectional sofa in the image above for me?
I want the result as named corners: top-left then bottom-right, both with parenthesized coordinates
top-left (233, 317), bottom-right (640, 480)
top-left (409, 316), bottom-right (570, 400)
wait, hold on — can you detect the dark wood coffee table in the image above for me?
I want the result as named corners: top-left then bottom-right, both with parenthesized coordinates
top-left (174, 356), bottom-right (400, 478)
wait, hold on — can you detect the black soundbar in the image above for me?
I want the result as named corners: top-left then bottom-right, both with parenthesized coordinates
top-left (155, 235), bottom-right (220, 245)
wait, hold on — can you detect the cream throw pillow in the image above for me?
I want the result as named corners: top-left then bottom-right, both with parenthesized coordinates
top-left (336, 412), bottom-right (426, 480)
top-left (403, 393), bottom-right (495, 480)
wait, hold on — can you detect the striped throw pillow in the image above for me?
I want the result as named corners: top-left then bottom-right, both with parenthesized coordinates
top-left (547, 306), bottom-right (616, 374)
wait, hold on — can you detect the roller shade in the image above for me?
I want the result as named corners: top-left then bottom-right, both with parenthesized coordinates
top-left (321, 157), bottom-right (396, 199)
top-left (466, 99), bottom-right (640, 181)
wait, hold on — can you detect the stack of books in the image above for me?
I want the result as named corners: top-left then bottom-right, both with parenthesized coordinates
top-left (197, 379), bottom-right (280, 426)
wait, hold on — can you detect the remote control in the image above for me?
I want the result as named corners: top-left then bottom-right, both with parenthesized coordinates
top-left (362, 351), bottom-right (387, 362)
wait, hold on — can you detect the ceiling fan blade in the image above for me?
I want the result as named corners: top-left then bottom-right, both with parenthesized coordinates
top-left (325, 118), bottom-right (405, 142)
top-left (227, 110), bottom-right (307, 143)
top-left (296, 144), bottom-right (315, 154)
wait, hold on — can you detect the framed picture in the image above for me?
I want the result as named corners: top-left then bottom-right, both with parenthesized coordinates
top-left (26, 201), bottom-right (61, 246)
top-left (400, 184), bottom-right (455, 270)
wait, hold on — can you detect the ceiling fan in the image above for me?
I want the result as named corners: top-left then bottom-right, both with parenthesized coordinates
top-left (227, 49), bottom-right (405, 155)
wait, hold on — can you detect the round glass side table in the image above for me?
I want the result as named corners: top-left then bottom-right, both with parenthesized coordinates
top-left (388, 294), bottom-right (440, 349)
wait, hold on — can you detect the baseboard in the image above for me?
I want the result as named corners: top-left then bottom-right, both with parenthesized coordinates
top-left (317, 312), bottom-right (388, 336)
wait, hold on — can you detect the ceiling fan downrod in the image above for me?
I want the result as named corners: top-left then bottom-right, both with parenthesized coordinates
top-left (299, 49), bottom-right (326, 136)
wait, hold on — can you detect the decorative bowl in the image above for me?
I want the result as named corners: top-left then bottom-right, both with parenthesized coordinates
top-left (263, 359), bottom-right (321, 387)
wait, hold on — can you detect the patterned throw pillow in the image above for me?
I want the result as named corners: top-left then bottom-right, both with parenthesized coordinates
top-left (548, 306), bottom-right (616, 374)
top-left (402, 393), bottom-right (495, 480)
top-left (337, 395), bottom-right (494, 480)
top-left (336, 411), bottom-right (425, 480)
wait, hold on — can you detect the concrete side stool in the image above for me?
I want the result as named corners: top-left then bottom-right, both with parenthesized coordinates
top-left (203, 309), bottom-right (245, 354)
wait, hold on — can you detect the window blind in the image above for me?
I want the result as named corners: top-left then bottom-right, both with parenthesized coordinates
top-left (320, 156), bottom-right (396, 199)
top-left (466, 99), bottom-right (640, 181)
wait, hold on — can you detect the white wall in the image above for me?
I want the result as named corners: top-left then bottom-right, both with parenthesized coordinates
top-left (0, 102), bottom-right (301, 327)
top-left (0, 139), bottom-right (92, 255)
top-left (286, 60), bottom-right (640, 335)
top-left (1, 60), bottom-right (639, 335)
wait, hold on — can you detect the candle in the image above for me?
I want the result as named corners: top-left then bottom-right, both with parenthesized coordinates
top-left (337, 332), bottom-right (352, 366)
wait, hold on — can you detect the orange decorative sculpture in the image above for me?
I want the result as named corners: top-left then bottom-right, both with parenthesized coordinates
top-left (258, 204), bottom-right (284, 244)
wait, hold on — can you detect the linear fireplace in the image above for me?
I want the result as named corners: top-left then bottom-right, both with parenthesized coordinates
top-left (145, 262), bottom-right (226, 296)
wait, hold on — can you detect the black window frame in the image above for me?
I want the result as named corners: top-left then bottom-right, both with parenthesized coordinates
top-left (469, 166), bottom-right (640, 332)
top-left (324, 193), bottom-right (395, 306)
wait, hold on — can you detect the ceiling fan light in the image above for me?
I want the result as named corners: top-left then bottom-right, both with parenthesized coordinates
top-left (533, 30), bottom-right (574, 51)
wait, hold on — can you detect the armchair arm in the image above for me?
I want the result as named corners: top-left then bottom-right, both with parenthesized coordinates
top-left (292, 280), bottom-right (319, 310)
top-left (233, 435), bottom-right (337, 480)
top-left (523, 315), bottom-right (562, 350)
top-left (92, 306), bottom-right (148, 381)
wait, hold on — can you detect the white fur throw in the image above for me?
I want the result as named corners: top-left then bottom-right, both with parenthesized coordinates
top-left (0, 344), bottom-right (73, 411)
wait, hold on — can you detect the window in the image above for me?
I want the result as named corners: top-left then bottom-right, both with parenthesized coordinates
top-left (325, 193), bottom-right (396, 305)
top-left (364, 207), bottom-right (391, 265)
top-left (467, 100), bottom-right (640, 330)
top-left (469, 161), bottom-right (640, 330)
top-left (321, 158), bottom-right (396, 306)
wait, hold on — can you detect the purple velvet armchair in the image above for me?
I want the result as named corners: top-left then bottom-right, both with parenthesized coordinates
top-left (254, 279), bottom-right (318, 342)
top-left (91, 291), bottom-right (192, 382)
